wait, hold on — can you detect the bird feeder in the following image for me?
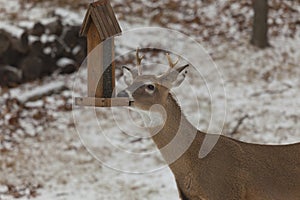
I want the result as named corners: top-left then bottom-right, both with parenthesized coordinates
top-left (75, 0), bottom-right (132, 107)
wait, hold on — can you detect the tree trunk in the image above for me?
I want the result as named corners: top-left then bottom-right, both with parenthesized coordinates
top-left (251, 0), bottom-right (269, 48)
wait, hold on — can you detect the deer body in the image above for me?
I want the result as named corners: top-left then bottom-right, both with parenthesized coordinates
top-left (119, 51), bottom-right (300, 200)
top-left (154, 93), bottom-right (300, 200)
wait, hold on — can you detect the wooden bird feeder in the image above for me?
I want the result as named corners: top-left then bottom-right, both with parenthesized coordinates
top-left (75, 0), bottom-right (132, 107)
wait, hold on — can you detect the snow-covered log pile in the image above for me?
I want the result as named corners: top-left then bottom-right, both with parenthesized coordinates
top-left (0, 18), bottom-right (86, 87)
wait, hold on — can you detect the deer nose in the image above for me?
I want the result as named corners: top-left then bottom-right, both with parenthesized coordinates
top-left (117, 90), bottom-right (129, 97)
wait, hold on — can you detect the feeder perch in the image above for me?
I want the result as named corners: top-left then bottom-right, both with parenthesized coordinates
top-left (75, 0), bottom-right (132, 107)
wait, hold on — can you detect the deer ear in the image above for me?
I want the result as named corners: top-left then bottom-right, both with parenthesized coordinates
top-left (160, 64), bottom-right (189, 88)
top-left (122, 66), bottom-right (133, 86)
top-left (172, 64), bottom-right (189, 87)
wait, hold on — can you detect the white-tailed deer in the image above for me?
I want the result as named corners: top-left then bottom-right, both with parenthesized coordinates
top-left (118, 50), bottom-right (300, 200)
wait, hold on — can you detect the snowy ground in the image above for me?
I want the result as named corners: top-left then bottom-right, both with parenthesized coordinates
top-left (0, 0), bottom-right (299, 199)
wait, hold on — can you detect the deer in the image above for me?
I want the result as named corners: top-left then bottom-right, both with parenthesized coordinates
top-left (117, 49), bottom-right (300, 200)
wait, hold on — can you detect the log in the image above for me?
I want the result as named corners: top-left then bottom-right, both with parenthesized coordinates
top-left (44, 39), bottom-right (66, 59)
top-left (61, 25), bottom-right (81, 49)
top-left (0, 65), bottom-right (22, 87)
top-left (0, 29), bottom-right (29, 66)
top-left (59, 64), bottom-right (77, 74)
top-left (0, 31), bottom-right (11, 55)
top-left (30, 40), bottom-right (44, 56)
top-left (44, 18), bottom-right (63, 36)
top-left (69, 37), bottom-right (86, 65)
top-left (30, 22), bottom-right (45, 37)
top-left (20, 55), bottom-right (44, 82)
top-left (0, 23), bottom-right (26, 39)
top-left (1, 47), bottom-right (24, 67)
top-left (9, 31), bottom-right (29, 53)
top-left (56, 57), bottom-right (78, 74)
top-left (40, 54), bottom-right (58, 76)
top-left (71, 45), bottom-right (86, 64)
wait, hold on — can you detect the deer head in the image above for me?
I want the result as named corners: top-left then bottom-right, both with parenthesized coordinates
top-left (118, 49), bottom-right (189, 111)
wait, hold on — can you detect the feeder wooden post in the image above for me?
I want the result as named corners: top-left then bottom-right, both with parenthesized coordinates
top-left (86, 22), bottom-right (103, 97)
top-left (86, 25), bottom-right (115, 98)
top-left (75, 0), bottom-right (132, 107)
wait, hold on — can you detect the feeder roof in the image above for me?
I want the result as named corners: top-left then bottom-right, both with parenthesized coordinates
top-left (80, 0), bottom-right (122, 40)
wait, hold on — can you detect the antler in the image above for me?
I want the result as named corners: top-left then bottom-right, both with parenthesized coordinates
top-left (136, 48), bottom-right (144, 75)
top-left (166, 53), bottom-right (180, 71)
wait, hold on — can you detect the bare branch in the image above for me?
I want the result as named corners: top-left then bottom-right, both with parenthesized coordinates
top-left (229, 114), bottom-right (249, 135)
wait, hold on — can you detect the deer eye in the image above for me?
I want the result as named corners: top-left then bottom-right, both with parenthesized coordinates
top-left (146, 84), bottom-right (155, 92)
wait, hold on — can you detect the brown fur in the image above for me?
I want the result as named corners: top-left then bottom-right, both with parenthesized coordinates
top-left (121, 66), bottom-right (300, 200)
top-left (153, 94), bottom-right (300, 200)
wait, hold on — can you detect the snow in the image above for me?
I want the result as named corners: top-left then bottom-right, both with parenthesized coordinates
top-left (56, 57), bottom-right (75, 67)
top-left (72, 45), bottom-right (81, 55)
top-left (0, 185), bottom-right (8, 194)
top-left (0, 23), bottom-right (25, 38)
top-left (40, 17), bottom-right (59, 26)
top-left (11, 81), bottom-right (65, 103)
top-left (54, 8), bottom-right (84, 25)
top-left (40, 34), bottom-right (56, 43)
top-left (0, 0), bottom-right (299, 199)
top-left (18, 21), bottom-right (35, 29)
top-left (25, 100), bottom-right (44, 108)
top-left (28, 35), bottom-right (40, 44)
top-left (43, 47), bottom-right (52, 55)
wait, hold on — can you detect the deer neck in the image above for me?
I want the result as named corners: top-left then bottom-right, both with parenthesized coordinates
top-left (150, 93), bottom-right (205, 170)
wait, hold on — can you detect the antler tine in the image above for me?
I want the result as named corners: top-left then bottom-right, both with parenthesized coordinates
top-left (166, 53), bottom-right (180, 69)
top-left (136, 48), bottom-right (144, 75)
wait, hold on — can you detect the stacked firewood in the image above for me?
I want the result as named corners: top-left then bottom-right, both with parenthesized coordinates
top-left (0, 18), bottom-right (86, 87)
